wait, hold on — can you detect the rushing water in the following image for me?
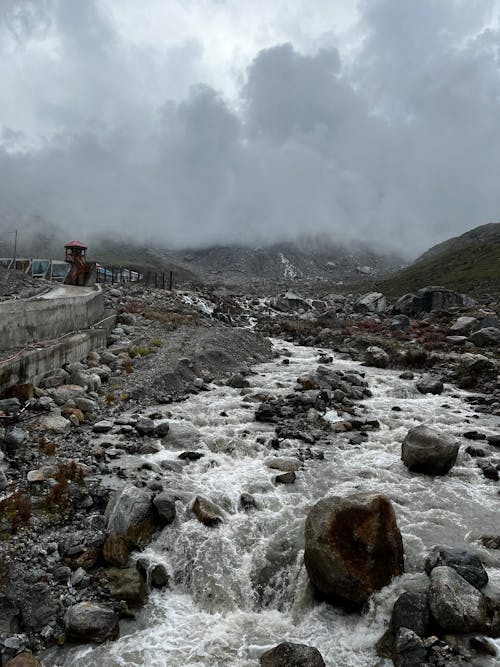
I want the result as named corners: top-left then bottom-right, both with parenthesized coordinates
top-left (43, 340), bottom-right (500, 666)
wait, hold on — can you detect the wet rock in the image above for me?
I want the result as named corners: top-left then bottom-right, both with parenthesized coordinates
top-left (135, 418), bottom-right (155, 436)
top-left (192, 496), bottom-right (223, 526)
top-left (304, 493), bottom-right (404, 606)
top-left (178, 451), bottom-right (204, 461)
top-left (480, 535), bottom-right (500, 549)
top-left (164, 422), bottom-right (200, 448)
top-left (470, 327), bottom-right (500, 347)
top-left (399, 371), bottom-right (414, 380)
top-left (479, 462), bottom-right (499, 481)
top-left (103, 567), bottom-right (147, 606)
top-left (364, 346), bottom-right (389, 369)
top-left (153, 493), bottom-right (176, 526)
top-left (260, 642), bottom-right (325, 666)
top-left (150, 564), bottom-right (169, 589)
top-left (154, 421), bottom-right (170, 438)
top-left (416, 375), bottom-right (443, 395)
top-left (274, 471), bottom-right (296, 484)
top-left (428, 566), bottom-right (488, 633)
top-left (227, 373), bottom-right (250, 388)
top-left (5, 652), bottom-right (41, 667)
top-left (401, 425), bottom-right (459, 475)
top-left (487, 435), bottom-right (500, 448)
top-left (239, 492), bottom-right (258, 511)
top-left (425, 546), bottom-right (488, 590)
top-left (465, 445), bottom-right (486, 457)
top-left (105, 485), bottom-right (154, 548)
top-left (0, 398), bottom-right (21, 413)
top-left (469, 635), bottom-right (498, 657)
top-left (64, 602), bottom-right (119, 643)
top-left (391, 591), bottom-right (430, 637)
top-left (393, 629), bottom-right (427, 667)
top-left (264, 457), bottom-right (301, 472)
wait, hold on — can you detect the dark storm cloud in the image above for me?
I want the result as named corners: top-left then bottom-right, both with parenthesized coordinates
top-left (0, 0), bottom-right (499, 256)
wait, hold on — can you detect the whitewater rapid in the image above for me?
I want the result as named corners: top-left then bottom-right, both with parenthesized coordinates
top-left (43, 340), bottom-right (500, 666)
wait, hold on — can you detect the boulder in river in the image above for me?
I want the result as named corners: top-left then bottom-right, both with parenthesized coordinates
top-left (392, 628), bottom-right (427, 667)
top-left (304, 493), bottom-right (404, 606)
top-left (153, 493), bottom-right (176, 526)
top-left (425, 546), bottom-right (488, 590)
top-left (428, 566), bottom-right (488, 633)
top-left (192, 496), bottom-right (223, 526)
top-left (364, 346), bottom-right (390, 369)
top-left (105, 485), bottom-right (155, 548)
top-left (64, 602), bottom-right (119, 643)
top-left (415, 375), bottom-right (443, 395)
top-left (260, 642), bottom-right (325, 666)
top-left (401, 425), bottom-right (459, 475)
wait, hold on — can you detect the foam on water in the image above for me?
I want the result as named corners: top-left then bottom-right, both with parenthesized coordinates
top-left (43, 340), bottom-right (500, 666)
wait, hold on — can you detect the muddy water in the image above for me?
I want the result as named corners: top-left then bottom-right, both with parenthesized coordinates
top-left (43, 341), bottom-right (500, 666)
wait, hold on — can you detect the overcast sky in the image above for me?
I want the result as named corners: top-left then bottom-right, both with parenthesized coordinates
top-left (1, 0), bottom-right (499, 256)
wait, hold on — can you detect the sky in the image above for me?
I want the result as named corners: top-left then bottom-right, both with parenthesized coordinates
top-left (0, 0), bottom-right (499, 257)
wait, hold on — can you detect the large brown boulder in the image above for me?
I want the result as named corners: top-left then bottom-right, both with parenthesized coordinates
top-left (304, 493), bottom-right (404, 606)
top-left (5, 653), bottom-right (41, 667)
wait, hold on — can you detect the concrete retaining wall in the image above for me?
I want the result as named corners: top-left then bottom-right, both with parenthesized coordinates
top-left (0, 330), bottom-right (107, 395)
top-left (0, 286), bottom-right (104, 351)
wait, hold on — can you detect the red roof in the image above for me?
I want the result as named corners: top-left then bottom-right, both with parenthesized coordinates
top-left (64, 240), bottom-right (87, 248)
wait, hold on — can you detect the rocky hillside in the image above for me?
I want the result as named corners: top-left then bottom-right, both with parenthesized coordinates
top-left (378, 223), bottom-right (500, 298)
top-left (168, 240), bottom-right (403, 284)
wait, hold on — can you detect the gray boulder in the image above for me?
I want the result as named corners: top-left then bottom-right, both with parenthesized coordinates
top-left (105, 485), bottom-right (154, 548)
top-left (153, 493), bottom-right (176, 526)
top-left (354, 292), bottom-right (387, 314)
top-left (428, 566), bottom-right (487, 633)
top-left (416, 375), bottom-right (444, 395)
top-left (304, 493), bottom-right (404, 606)
top-left (103, 567), bottom-right (147, 606)
top-left (449, 316), bottom-right (477, 334)
top-left (393, 629), bottom-right (427, 667)
top-left (64, 602), bottom-right (119, 643)
top-left (470, 327), bottom-right (500, 347)
top-left (401, 425), bottom-right (459, 475)
top-left (424, 546), bottom-right (488, 590)
top-left (260, 642), bottom-right (325, 666)
top-left (364, 346), bottom-right (390, 369)
top-left (390, 591), bottom-right (430, 637)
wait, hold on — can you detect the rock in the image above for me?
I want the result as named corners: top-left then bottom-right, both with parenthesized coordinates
top-left (40, 415), bottom-right (71, 433)
top-left (3, 427), bottom-right (27, 454)
top-left (103, 567), bottom-right (147, 606)
top-left (275, 471), bottom-right (296, 484)
top-left (479, 462), bottom-right (499, 481)
top-left (153, 493), bottom-right (176, 526)
top-left (103, 532), bottom-right (130, 567)
top-left (364, 346), bottom-right (390, 369)
top-left (354, 292), bottom-right (386, 314)
top-left (105, 485), bottom-right (154, 548)
top-left (50, 384), bottom-right (85, 405)
top-left (93, 420), bottom-right (114, 433)
top-left (391, 591), bottom-right (430, 638)
top-left (399, 371), bottom-right (414, 380)
top-left (469, 635), bottom-right (498, 657)
top-left (393, 629), bottom-right (427, 667)
top-left (260, 642), bottom-right (325, 666)
top-left (470, 327), bottom-right (500, 347)
top-left (428, 566), bottom-right (488, 633)
top-left (135, 418), bottom-right (155, 436)
top-left (27, 469), bottom-right (46, 482)
top-left (401, 425), bottom-right (459, 475)
top-left (192, 496), bottom-right (223, 526)
top-left (5, 652), bottom-right (41, 667)
top-left (64, 602), bottom-right (119, 643)
top-left (227, 373), bottom-right (250, 388)
top-left (0, 398), bottom-right (21, 413)
top-left (73, 397), bottom-right (97, 413)
top-left (239, 493), bottom-right (257, 511)
top-left (390, 314), bottom-right (410, 330)
top-left (304, 493), bottom-right (404, 606)
top-left (416, 375), bottom-right (443, 395)
top-left (0, 469), bottom-right (7, 491)
top-left (9, 384), bottom-right (34, 402)
top-left (487, 435), bottom-right (500, 447)
top-left (154, 421), bottom-right (170, 438)
top-left (164, 422), bottom-right (200, 448)
top-left (150, 564), bottom-right (169, 589)
top-left (425, 546), bottom-right (488, 590)
top-left (264, 457), bottom-right (301, 472)
top-left (449, 316), bottom-right (478, 334)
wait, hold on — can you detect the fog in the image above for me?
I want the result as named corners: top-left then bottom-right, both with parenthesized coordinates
top-left (1, 0), bottom-right (499, 257)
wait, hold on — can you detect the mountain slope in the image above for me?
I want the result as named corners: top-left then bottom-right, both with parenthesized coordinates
top-left (378, 222), bottom-right (500, 297)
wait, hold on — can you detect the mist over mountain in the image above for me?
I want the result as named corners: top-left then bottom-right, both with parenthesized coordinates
top-left (1, 1), bottom-right (500, 256)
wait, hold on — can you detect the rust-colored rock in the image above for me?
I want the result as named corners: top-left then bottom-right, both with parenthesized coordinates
top-left (103, 531), bottom-right (130, 567)
top-left (304, 493), bottom-right (404, 606)
top-left (9, 384), bottom-right (34, 402)
top-left (6, 652), bottom-right (41, 667)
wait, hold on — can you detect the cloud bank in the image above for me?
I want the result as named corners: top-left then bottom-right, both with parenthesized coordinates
top-left (0, 0), bottom-right (499, 257)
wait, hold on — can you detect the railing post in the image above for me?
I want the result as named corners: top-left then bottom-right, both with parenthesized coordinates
top-left (169, 270), bottom-right (173, 291)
